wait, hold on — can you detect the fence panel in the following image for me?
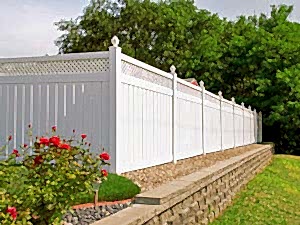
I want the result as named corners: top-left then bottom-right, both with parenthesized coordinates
top-left (234, 106), bottom-right (244, 147)
top-left (118, 58), bottom-right (173, 173)
top-left (0, 75), bottom-right (110, 158)
top-left (176, 84), bottom-right (202, 160)
top-left (249, 109), bottom-right (254, 144)
top-left (222, 100), bottom-right (234, 149)
top-left (244, 109), bottom-right (252, 145)
top-left (252, 111), bottom-right (257, 143)
top-left (204, 92), bottom-right (221, 153)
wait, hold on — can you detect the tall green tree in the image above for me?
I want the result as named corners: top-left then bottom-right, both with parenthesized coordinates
top-left (204, 5), bottom-right (300, 154)
top-left (56, 1), bottom-right (300, 154)
top-left (55, 0), bottom-right (224, 74)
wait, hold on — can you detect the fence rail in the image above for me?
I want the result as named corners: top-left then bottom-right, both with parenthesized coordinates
top-left (0, 36), bottom-right (262, 173)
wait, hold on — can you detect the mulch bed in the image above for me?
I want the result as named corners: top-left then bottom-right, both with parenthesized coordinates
top-left (122, 144), bottom-right (263, 192)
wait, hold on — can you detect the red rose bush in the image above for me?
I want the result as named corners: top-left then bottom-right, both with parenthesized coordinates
top-left (0, 127), bottom-right (110, 225)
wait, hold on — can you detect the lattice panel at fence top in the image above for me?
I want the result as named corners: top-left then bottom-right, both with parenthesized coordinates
top-left (0, 58), bottom-right (110, 75)
top-left (177, 82), bottom-right (201, 97)
top-left (205, 92), bottom-right (220, 104)
top-left (121, 61), bottom-right (172, 88)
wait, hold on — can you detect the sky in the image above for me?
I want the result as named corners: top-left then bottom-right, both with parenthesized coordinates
top-left (0, 0), bottom-right (299, 58)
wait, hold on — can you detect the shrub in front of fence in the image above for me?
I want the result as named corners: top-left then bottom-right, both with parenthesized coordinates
top-left (0, 127), bottom-right (110, 225)
top-left (0, 146), bottom-right (32, 225)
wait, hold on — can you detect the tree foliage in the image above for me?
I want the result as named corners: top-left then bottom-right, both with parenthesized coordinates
top-left (56, 1), bottom-right (300, 154)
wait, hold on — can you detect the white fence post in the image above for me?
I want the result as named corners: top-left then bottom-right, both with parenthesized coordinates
top-left (258, 111), bottom-right (263, 143)
top-left (231, 97), bottom-right (236, 148)
top-left (254, 109), bottom-right (257, 143)
top-left (170, 65), bottom-right (177, 163)
top-left (257, 112), bottom-right (259, 142)
top-left (200, 81), bottom-right (206, 155)
top-left (218, 91), bottom-right (223, 151)
top-left (109, 36), bottom-right (122, 174)
top-left (248, 105), bottom-right (251, 144)
top-left (241, 102), bottom-right (245, 146)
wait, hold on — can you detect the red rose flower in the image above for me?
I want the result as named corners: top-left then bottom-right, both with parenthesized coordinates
top-left (23, 144), bottom-right (28, 148)
top-left (12, 149), bottom-right (20, 157)
top-left (81, 134), bottom-right (87, 139)
top-left (73, 129), bottom-right (76, 133)
top-left (34, 155), bottom-right (43, 165)
top-left (100, 152), bottom-right (110, 161)
top-left (52, 126), bottom-right (57, 132)
top-left (8, 135), bottom-right (12, 141)
top-left (28, 124), bottom-right (31, 128)
top-left (101, 169), bottom-right (108, 177)
top-left (59, 143), bottom-right (71, 150)
top-left (39, 137), bottom-right (49, 145)
top-left (6, 207), bottom-right (17, 220)
top-left (49, 136), bottom-right (60, 147)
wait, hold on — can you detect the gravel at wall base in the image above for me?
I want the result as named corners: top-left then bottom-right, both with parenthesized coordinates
top-left (63, 202), bottom-right (132, 225)
top-left (123, 144), bottom-right (262, 192)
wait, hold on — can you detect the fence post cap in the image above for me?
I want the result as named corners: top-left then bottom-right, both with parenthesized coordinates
top-left (241, 102), bottom-right (245, 107)
top-left (231, 97), bottom-right (235, 103)
top-left (218, 91), bottom-right (223, 98)
top-left (254, 108), bottom-right (256, 112)
top-left (248, 105), bottom-right (251, 110)
top-left (111, 36), bottom-right (120, 47)
top-left (200, 80), bottom-right (205, 88)
top-left (259, 111), bottom-right (262, 115)
top-left (170, 65), bottom-right (176, 74)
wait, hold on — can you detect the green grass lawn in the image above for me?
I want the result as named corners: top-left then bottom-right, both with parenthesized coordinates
top-left (212, 155), bottom-right (300, 225)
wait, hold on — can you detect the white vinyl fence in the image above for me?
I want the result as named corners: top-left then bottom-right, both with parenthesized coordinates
top-left (0, 52), bottom-right (111, 157)
top-left (0, 36), bottom-right (262, 173)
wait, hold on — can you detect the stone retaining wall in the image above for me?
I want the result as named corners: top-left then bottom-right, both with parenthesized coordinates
top-left (92, 144), bottom-right (274, 225)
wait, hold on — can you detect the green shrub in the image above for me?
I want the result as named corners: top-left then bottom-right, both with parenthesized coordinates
top-left (73, 173), bottom-right (141, 204)
top-left (0, 160), bottom-right (32, 225)
top-left (0, 127), bottom-right (110, 225)
top-left (98, 174), bottom-right (140, 202)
